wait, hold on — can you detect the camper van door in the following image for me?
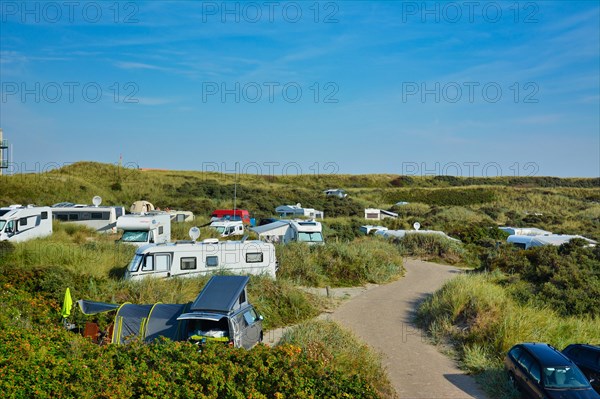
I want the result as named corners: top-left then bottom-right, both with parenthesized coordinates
top-left (136, 252), bottom-right (172, 279)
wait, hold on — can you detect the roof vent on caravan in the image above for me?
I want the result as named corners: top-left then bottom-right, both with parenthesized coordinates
top-left (203, 238), bottom-right (219, 244)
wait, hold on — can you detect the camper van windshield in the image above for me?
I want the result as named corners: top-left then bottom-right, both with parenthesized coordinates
top-left (128, 254), bottom-right (144, 272)
top-left (298, 232), bottom-right (323, 243)
top-left (0, 220), bottom-right (6, 231)
top-left (213, 226), bottom-right (226, 233)
top-left (122, 231), bottom-right (149, 243)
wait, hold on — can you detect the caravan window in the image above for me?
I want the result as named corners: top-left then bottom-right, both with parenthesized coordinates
top-left (298, 232), bottom-right (324, 243)
top-left (181, 257), bottom-right (197, 270)
top-left (128, 254), bottom-right (143, 272)
top-left (55, 213), bottom-right (68, 221)
top-left (0, 220), bottom-right (6, 231)
top-left (206, 256), bottom-right (219, 267)
top-left (122, 231), bottom-right (149, 243)
top-left (91, 213), bottom-right (103, 220)
top-left (69, 213), bottom-right (79, 221)
top-left (155, 254), bottom-right (170, 272)
top-left (19, 218), bottom-right (28, 227)
top-left (159, 226), bottom-right (164, 235)
top-left (115, 208), bottom-right (123, 218)
top-left (246, 253), bottom-right (263, 263)
top-left (142, 255), bottom-right (154, 272)
top-left (41, 212), bottom-right (48, 220)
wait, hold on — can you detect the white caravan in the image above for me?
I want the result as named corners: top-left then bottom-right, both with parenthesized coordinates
top-left (507, 234), bottom-right (597, 249)
top-left (0, 205), bottom-right (53, 242)
top-left (117, 212), bottom-right (171, 247)
top-left (52, 204), bottom-right (125, 233)
top-left (124, 239), bottom-right (277, 280)
top-left (209, 220), bottom-right (244, 237)
top-left (251, 219), bottom-right (324, 245)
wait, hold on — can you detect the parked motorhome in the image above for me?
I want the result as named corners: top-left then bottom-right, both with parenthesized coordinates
top-left (324, 189), bottom-right (347, 198)
top-left (168, 210), bottom-right (195, 223)
top-left (250, 219), bottom-right (324, 245)
top-left (209, 220), bottom-right (244, 237)
top-left (359, 225), bottom-right (388, 235)
top-left (211, 209), bottom-right (251, 225)
top-left (275, 204), bottom-right (324, 219)
top-left (0, 205), bottom-right (52, 242)
top-left (117, 212), bottom-right (171, 247)
top-left (507, 234), bottom-right (597, 249)
top-left (499, 226), bottom-right (552, 236)
top-left (52, 204), bottom-right (125, 233)
top-left (124, 239), bottom-right (277, 280)
top-left (364, 208), bottom-right (398, 221)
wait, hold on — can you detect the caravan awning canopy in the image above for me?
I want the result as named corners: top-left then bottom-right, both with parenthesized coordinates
top-left (250, 221), bottom-right (289, 235)
top-left (77, 300), bottom-right (120, 315)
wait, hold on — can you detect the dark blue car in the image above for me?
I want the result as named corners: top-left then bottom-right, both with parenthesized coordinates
top-left (505, 343), bottom-right (600, 399)
top-left (563, 344), bottom-right (600, 393)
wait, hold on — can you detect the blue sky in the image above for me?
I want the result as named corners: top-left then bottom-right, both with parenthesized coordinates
top-left (1, 1), bottom-right (599, 177)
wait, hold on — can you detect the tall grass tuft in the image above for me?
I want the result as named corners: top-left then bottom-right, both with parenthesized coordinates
top-left (280, 319), bottom-right (396, 399)
top-left (416, 273), bottom-right (600, 398)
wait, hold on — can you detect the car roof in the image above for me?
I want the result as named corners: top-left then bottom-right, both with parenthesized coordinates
top-left (520, 343), bottom-right (573, 366)
top-left (565, 343), bottom-right (600, 352)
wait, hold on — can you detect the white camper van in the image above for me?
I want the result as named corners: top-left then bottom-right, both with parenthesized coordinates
top-left (251, 219), bottom-right (324, 245)
top-left (117, 212), bottom-right (171, 247)
top-left (209, 220), bottom-right (244, 237)
top-left (52, 204), bottom-right (125, 233)
top-left (0, 205), bottom-right (53, 242)
top-left (124, 239), bottom-right (277, 280)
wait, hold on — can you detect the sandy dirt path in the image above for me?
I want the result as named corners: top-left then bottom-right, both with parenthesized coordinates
top-left (329, 259), bottom-right (490, 398)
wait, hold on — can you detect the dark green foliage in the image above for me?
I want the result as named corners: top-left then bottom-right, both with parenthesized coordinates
top-left (482, 244), bottom-right (600, 317)
top-left (383, 188), bottom-right (496, 206)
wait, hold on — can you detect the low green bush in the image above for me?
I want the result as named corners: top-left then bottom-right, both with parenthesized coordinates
top-left (280, 319), bottom-right (394, 399)
top-left (276, 238), bottom-right (404, 287)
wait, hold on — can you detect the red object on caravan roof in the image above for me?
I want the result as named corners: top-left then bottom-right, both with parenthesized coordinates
top-left (211, 209), bottom-right (251, 224)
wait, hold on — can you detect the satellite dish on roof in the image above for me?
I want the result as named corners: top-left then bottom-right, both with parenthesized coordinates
top-left (92, 196), bottom-right (102, 207)
top-left (413, 222), bottom-right (421, 231)
top-left (189, 227), bottom-right (200, 241)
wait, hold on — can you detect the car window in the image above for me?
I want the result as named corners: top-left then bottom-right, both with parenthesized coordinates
top-left (510, 346), bottom-right (524, 362)
top-left (243, 309), bottom-right (258, 325)
top-left (529, 362), bottom-right (541, 383)
top-left (543, 366), bottom-right (590, 388)
top-left (518, 352), bottom-right (534, 371)
top-left (581, 349), bottom-right (599, 365)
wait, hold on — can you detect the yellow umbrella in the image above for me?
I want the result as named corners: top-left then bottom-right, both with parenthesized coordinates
top-left (61, 288), bottom-right (72, 319)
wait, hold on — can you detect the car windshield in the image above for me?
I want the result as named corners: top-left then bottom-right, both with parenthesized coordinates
top-left (543, 366), bottom-right (591, 388)
top-left (0, 220), bottom-right (6, 231)
top-left (122, 231), bottom-right (149, 242)
top-left (298, 232), bottom-right (323, 243)
top-left (127, 254), bottom-right (144, 272)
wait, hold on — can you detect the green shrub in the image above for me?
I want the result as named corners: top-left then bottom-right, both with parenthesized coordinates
top-left (280, 319), bottom-right (394, 399)
top-left (395, 234), bottom-right (473, 266)
top-left (276, 239), bottom-right (404, 287)
top-left (416, 273), bottom-right (600, 399)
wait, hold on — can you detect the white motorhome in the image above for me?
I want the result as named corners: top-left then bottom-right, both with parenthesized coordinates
top-left (251, 219), bottom-right (324, 245)
top-left (117, 212), bottom-right (171, 247)
top-left (507, 234), bottom-right (597, 249)
top-left (0, 205), bottom-right (53, 242)
top-left (124, 239), bottom-right (277, 280)
top-left (52, 204), bottom-right (125, 233)
top-left (209, 220), bottom-right (244, 237)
